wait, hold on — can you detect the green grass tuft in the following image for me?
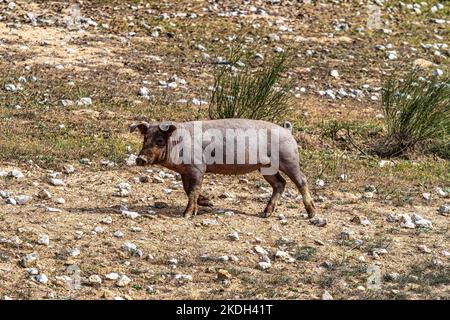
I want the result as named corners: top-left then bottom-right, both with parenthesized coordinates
top-left (375, 69), bottom-right (450, 157)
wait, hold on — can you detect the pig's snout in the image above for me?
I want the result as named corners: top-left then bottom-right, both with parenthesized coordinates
top-left (136, 155), bottom-right (148, 166)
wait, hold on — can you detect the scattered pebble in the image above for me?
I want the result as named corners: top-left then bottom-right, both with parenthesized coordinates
top-left (15, 195), bottom-right (32, 205)
top-left (35, 274), bottom-right (48, 284)
top-left (62, 165), bottom-right (75, 174)
top-left (37, 189), bottom-right (52, 200)
top-left (438, 204), bottom-right (449, 216)
top-left (116, 275), bottom-right (131, 287)
top-left (175, 274), bottom-right (193, 283)
top-left (9, 169), bottom-right (24, 179)
top-left (202, 219), bottom-right (219, 226)
top-left (105, 273), bottom-right (120, 280)
top-left (258, 261), bottom-right (272, 271)
top-left (68, 248), bottom-right (80, 257)
top-left (322, 290), bottom-right (333, 300)
top-left (89, 275), bottom-right (102, 285)
top-left (113, 183), bottom-right (131, 197)
top-left (418, 245), bottom-right (431, 254)
top-left (121, 210), bottom-right (140, 219)
top-left (310, 217), bottom-right (327, 227)
top-left (37, 235), bottom-right (50, 246)
top-left (21, 252), bottom-right (39, 267)
top-left (48, 178), bottom-right (65, 187)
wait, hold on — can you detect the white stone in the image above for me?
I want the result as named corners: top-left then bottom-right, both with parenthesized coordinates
top-left (411, 213), bottom-right (432, 228)
top-left (315, 179), bottom-right (325, 187)
top-left (322, 290), bottom-right (334, 300)
top-left (422, 193), bottom-right (431, 201)
top-left (78, 97), bottom-right (92, 105)
top-left (401, 220), bottom-right (416, 229)
top-left (330, 70), bottom-right (339, 78)
top-left (9, 169), bottom-right (24, 179)
top-left (202, 219), bottom-right (219, 226)
top-left (68, 248), bottom-right (80, 257)
top-left (433, 69), bottom-right (443, 77)
top-left (175, 274), bottom-right (193, 283)
top-left (438, 204), bottom-right (450, 215)
top-left (275, 250), bottom-right (291, 261)
top-left (121, 210), bottom-right (140, 219)
top-left (21, 252), bottom-right (39, 267)
top-left (5, 83), bottom-right (17, 92)
top-left (310, 217), bottom-right (327, 227)
top-left (48, 178), bottom-right (65, 186)
top-left (122, 241), bottom-right (137, 252)
top-left (379, 160), bottom-right (394, 167)
top-left (418, 245), bottom-right (431, 254)
top-left (89, 275), bottom-right (102, 285)
top-left (102, 216), bottom-right (112, 224)
top-left (15, 195), bottom-right (31, 205)
top-left (105, 273), bottom-right (120, 280)
top-left (340, 230), bottom-right (354, 240)
top-left (35, 274), bottom-right (48, 284)
top-left (62, 164), bottom-right (75, 174)
top-left (38, 235), bottom-right (49, 246)
top-left (116, 275), bottom-right (131, 287)
top-left (435, 187), bottom-right (448, 198)
top-left (387, 51), bottom-right (397, 60)
top-left (227, 232), bottom-right (239, 241)
top-left (6, 198), bottom-right (17, 205)
top-left (27, 268), bottom-right (39, 275)
top-left (94, 226), bottom-right (104, 234)
top-left (372, 248), bottom-right (388, 255)
top-left (126, 154), bottom-right (137, 166)
top-left (196, 44), bottom-right (206, 51)
top-left (254, 246), bottom-right (269, 256)
top-left (113, 230), bottom-right (124, 238)
top-left (38, 189), bottom-right (52, 200)
top-left (258, 261), bottom-right (271, 270)
top-left (138, 87), bottom-right (150, 97)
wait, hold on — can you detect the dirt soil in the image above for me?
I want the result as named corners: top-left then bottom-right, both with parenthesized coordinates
top-left (0, 0), bottom-right (449, 300)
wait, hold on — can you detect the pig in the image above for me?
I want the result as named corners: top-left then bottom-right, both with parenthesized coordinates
top-left (130, 119), bottom-right (316, 218)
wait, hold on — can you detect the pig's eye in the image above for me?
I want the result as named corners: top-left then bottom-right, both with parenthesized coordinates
top-left (155, 137), bottom-right (165, 147)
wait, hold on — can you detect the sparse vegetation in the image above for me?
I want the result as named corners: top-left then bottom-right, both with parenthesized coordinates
top-left (208, 51), bottom-right (293, 122)
top-left (0, 0), bottom-right (449, 301)
top-left (375, 70), bottom-right (450, 157)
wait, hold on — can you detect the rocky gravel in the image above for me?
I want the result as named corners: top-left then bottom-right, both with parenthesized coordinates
top-left (0, 0), bottom-right (449, 300)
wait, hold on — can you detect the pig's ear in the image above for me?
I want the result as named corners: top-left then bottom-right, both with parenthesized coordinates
top-left (129, 122), bottom-right (150, 135)
top-left (158, 123), bottom-right (176, 135)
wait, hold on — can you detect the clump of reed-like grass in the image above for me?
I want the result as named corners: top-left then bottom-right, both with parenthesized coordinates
top-left (374, 69), bottom-right (450, 157)
top-left (208, 48), bottom-right (293, 122)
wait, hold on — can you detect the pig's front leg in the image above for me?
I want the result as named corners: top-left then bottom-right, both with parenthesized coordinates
top-left (180, 168), bottom-right (205, 218)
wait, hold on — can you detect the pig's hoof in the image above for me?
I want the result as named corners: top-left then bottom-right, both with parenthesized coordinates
top-left (183, 210), bottom-right (194, 218)
top-left (197, 196), bottom-right (213, 207)
top-left (259, 210), bottom-right (272, 218)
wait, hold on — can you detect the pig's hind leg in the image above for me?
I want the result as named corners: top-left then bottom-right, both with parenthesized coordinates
top-left (280, 163), bottom-right (316, 218)
top-left (259, 172), bottom-right (286, 218)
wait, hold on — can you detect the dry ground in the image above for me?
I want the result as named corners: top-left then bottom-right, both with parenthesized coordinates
top-left (0, 0), bottom-right (449, 300)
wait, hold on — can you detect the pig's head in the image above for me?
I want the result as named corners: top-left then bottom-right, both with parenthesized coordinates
top-left (130, 122), bottom-right (176, 166)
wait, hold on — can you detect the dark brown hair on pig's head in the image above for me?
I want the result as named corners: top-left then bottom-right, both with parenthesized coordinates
top-left (130, 122), bottom-right (176, 166)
